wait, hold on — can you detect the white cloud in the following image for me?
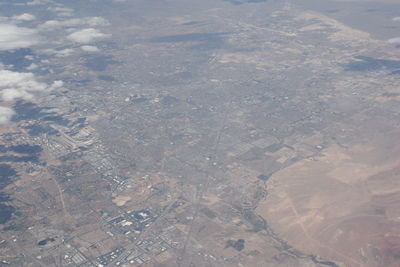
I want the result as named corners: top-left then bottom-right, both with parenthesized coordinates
top-left (67, 28), bottom-right (110, 44)
top-left (2, 88), bottom-right (34, 101)
top-left (52, 80), bottom-right (64, 88)
top-left (86, 17), bottom-right (110, 27)
top-left (38, 19), bottom-right (81, 30)
top-left (12, 13), bottom-right (36, 21)
top-left (39, 48), bottom-right (57, 55)
top-left (393, 17), bottom-right (400, 22)
top-left (0, 70), bottom-right (63, 102)
top-left (42, 47), bottom-right (80, 57)
top-left (388, 37), bottom-right (400, 44)
top-left (38, 17), bottom-right (110, 31)
top-left (80, 45), bottom-right (100, 52)
top-left (26, 0), bottom-right (53, 5)
top-left (55, 48), bottom-right (75, 57)
top-left (26, 63), bottom-right (38, 70)
top-left (0, 24), bottom-right (39, 51)
top-left (48, 7), bottom-right (74, 17)
top-left (0, 106), bottom-right (15, 125)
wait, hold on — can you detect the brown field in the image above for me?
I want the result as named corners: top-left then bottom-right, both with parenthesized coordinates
top-left (257, 131), bottom-right (400, 267)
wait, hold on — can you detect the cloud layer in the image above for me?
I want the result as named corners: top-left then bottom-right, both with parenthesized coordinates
top-left (67, 28), bottom-right (110, 44)
top-left (0, 69), bottom-right (63, 124)
top-left (0, 2), bottom-right (111, 125)
top-left (0, 24), bottom-right (39, 51)
top-left (80, 45), bottom-right (100, 52)
top-left (39, 17), bottom-right (110, 31)
top-left (0, 106), bottom-right (15, 125)
top-left (0, 70), bottom-right (63, 102)
top-left (12, 13), bottom-right (36, 22)
top-left (388, 37), bottom-right (400, 44)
